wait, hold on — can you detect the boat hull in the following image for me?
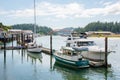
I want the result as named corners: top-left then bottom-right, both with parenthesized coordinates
top-left (27, 47), bottom-right (41, 53)
top-left (81, 51), bottom-right (110, 62)
top-left (54, 53), bottom-right (89, 68)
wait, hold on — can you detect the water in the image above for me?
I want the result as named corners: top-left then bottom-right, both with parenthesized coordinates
top-left (0, 36), bottom-right (120, 80)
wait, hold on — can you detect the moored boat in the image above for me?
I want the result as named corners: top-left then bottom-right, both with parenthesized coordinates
top-left (27, 40), bottom-right (42, 53)
top-left (53, 46), bottom-right (89, 68)
top-left (66, 32), bottom-right (111, 62)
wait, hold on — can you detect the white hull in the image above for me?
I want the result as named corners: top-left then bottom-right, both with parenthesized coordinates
top-left (81, 51), bottom-right (110, 61)
top-left (27, 47), bottom-right (41, 53)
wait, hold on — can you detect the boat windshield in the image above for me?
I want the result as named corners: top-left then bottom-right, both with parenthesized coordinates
top-left (77, 41), bottom-right (95, 46)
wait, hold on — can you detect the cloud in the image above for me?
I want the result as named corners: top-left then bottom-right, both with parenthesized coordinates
top-left (1, 1), bottom-right (120, 19)
top-left (103, 1), bottom-right (113, 6)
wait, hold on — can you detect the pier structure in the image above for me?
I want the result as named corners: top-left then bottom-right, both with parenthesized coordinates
top-left (0, 29), bottom-right (34, 49)
top-left (8, 29), bottom-right (33, 46)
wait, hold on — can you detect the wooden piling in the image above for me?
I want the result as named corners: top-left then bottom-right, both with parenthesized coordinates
top-left (21, 33), bottom-right (23, 46)
top-left (12, 34), bottom-right (13, 49)
top-left (105, 37), bottom-right (108, 68)
top-left (50, 35), bottom-right (52, 55)
top-left (3, 35), bottom-right (6, 50)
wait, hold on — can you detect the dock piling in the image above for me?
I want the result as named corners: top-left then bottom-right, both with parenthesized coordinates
top-left (105, 37), bottom-right (108, 68)
top-left (12, 34), bottom-right (13, 49)
top-left (50, 35), bottom-right (52, 55)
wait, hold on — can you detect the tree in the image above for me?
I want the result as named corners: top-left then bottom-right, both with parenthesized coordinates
top-left (74, 21), bottom-right (120, 33)
top-left (0, 22), bottom-right (11, 31)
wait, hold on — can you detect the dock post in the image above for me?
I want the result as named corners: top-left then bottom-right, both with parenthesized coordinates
top-left (12, 34), bottom-right (13, 49)
top-left (50, 35), bottom-right (52, 55)
top-left (3, 34), bottom-right (6, 50)
top-left (105, 37), bottom-right (108, 68)
top-left (3, 34), bottom-right (6, 64)
top-left (21, 33), bottom-right (23, 46)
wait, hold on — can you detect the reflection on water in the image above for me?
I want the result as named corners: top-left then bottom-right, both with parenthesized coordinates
top-left (53, 61), bottom-right (89, 80)
top-left (27, 52), bottom-right (42, 63)
top-left (3, 50), bottom-right (7, 80)
top-left (0, 36), bottom-right (120, 80)
top-left (53, 61), bottom-right (115, 80)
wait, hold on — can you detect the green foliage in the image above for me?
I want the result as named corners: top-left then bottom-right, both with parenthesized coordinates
top-left (74, 21), bottom-right (120, 33)
top-left (11, 24), bottom-right (53, 35)
top-left (0, 22), bottom-right (11, 31)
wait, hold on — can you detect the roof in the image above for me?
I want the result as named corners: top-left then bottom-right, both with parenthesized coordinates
top-left (86, 31), bottom-right (113, 34)
top-left (8, 29), bottom-right (33, 34)
top-left (22, 30), bottom-right (33, 34)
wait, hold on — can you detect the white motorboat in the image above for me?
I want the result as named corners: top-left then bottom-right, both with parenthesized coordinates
top-left (66, 32), bottom-right (111, 62)
top-left (27, 41), bottom-right (42, 53)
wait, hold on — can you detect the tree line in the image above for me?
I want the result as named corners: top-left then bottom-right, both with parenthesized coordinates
top-left (12, 24), bottom-right (53, 35)
top-left (1, 21), bottom-right (120, 34)
top-left (74, 21), bottom-right (120, 33)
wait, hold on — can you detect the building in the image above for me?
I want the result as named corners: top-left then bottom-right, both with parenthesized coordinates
top-left (86, 31), bottom-right (114, 36)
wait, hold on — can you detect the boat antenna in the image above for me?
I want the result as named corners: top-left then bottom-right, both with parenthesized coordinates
top-left (34, 0), bottom-right (36, 34)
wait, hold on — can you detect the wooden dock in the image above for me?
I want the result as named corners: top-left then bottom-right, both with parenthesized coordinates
top-left (0, 46), bottom-right (54, 55)
top-left (0, 46), bottom-right (26, 50)
top-left (41, 47), bottom-right (51, 54)
top-left (41, 47), bottom-right (55, 55)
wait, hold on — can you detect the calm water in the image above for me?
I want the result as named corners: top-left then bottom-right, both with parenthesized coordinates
top-left (0, 36), bottom-right (120, 80)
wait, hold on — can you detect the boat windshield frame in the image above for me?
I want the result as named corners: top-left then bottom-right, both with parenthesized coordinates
top-left (76, 41), bottom-right (95, 46)
top-left (62, 48), bottom-right (78, 56)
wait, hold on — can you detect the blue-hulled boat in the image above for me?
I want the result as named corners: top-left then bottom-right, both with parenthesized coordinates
top-left (53, 46), bottom-right (89, 68)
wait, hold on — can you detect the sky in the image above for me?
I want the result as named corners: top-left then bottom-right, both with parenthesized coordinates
top-left (0, 0), bottom-right (120, 29)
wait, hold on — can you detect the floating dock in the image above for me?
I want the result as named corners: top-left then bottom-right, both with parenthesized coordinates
top-left (1, 46), bottom-right (53, 55)
top-left (41, 47), bottom-right (51, 54)
top-left (0, 46), bottom-right (26, 50)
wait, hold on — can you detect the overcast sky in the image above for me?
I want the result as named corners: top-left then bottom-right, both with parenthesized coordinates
top-left (0, 0), bottom-right (120, 29)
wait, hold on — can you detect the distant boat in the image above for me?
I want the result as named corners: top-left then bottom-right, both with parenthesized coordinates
top-left (27, 40), bottom-right (42, 53)
top-left (66, 32), bottom-right (111, 62)
top-left (53, 46), bottom-right (89, 68)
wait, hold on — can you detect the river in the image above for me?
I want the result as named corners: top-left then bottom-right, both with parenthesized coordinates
top-left (0, 36), bottom-right (120, 80)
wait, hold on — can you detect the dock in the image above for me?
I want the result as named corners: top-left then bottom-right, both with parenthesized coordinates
top-left (1, 46), bottom-right (54, 55)
top-left (1, 46), bottom-right (26, 50)
top-left (41, 47), bottom-right (51, 54)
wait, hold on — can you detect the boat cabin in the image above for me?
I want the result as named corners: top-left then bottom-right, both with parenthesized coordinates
top-left (66, 39), bottom-right (96, 47)
top-left (74, 41), bottom-right (95, 47)
top-left (61, 47), bottom-right (78, 56)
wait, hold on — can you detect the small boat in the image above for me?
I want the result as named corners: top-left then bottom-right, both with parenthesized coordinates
top-left (66, 32), bottom-right (111, 62)
top-left (27, 40), bottom-right (42, 53)
top-left (53, 46), bottom-right (89, 68)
